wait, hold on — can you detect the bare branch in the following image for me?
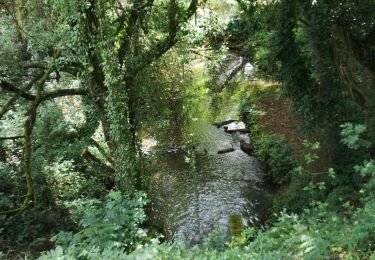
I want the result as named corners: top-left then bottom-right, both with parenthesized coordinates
top-left (0, 80), bottom-right (36, 100)
top-left (0, 71), bottom-right (45, 120)
top-left (40, 88), bottom-right (88, 102)
top-left (0, 135), bottom-right (24, 140)
top-left (1, 78), bottom-right (88, 104)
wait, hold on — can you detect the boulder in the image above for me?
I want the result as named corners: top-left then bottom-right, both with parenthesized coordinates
top-left (240, 140), bottom-right (254, 155)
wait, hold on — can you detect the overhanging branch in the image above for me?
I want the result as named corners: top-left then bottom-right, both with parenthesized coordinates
top-left (0, 79), bottom-right (36, 100)
top-left (0, 71), bottom-right (45, 120)
top-left (1, 79), bottom-right (88, 103)
top-left (126, 0), bottom-right (207, 76)
top-left (40, 88), bottom-right (88, 102)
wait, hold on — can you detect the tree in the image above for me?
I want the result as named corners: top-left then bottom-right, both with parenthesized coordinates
top-left (0, 0), bottom-right (207, 215)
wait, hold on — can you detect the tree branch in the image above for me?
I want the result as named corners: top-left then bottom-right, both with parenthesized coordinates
top-left (90, 138), bottom-right (114, 165)
top-left (217, 57), bottom-right (247, 90)
top-left (0, 69), bottom-right (51, 216)
top-left (1, 78), bottom-right (88, 104)
top-left (118, 0), bottom-right (155, 64)
top-left (1, 60), bottom-right (81, 76)
top-left (0, 71), bottom-right (45, 120)
top-left (0, 135), bottom-right (25, 140)
top-left (0, 79), bottom-right (36, 100)
top-left (126, 0), bottom-right (207, 75)
top-left (82, 149), bottom-right (115, 174)
top-left (40, 88), bottom-right (88, 102)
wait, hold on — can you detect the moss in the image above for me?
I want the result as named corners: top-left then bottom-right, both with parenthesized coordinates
top-left (229, 214), bottom-right (244, 238)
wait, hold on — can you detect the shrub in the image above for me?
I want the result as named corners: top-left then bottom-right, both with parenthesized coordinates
top-left (326, 185), bottom-right (356, 212)
top-left (39, 191), bottom-right (148, 259)
top-left (45, 160), bottom-right (85, 203)
top-left (255, 134), bottom-right (298, 184)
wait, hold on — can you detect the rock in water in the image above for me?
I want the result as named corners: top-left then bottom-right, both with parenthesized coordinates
top-left (225, 129), bottom-right (250, 134)
top-left (217, 148), bottom-right (235, 154)
top-left (213, 119), bottom-right (238, 128)
top-left (240, 140), bottom-right (254, 155)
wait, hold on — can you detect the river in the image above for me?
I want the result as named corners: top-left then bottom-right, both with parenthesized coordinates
top-left (147, 120), bottom-right (271, 244)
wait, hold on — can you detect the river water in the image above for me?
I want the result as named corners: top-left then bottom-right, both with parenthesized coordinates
top-left (148, 121), bottom-right (271, 244)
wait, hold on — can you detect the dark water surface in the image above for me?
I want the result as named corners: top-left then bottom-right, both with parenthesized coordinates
top-left (149, 121), bottom-right (271, 243)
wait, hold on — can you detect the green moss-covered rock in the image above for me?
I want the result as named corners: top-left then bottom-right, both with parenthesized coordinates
top-left (229, 214), bottom-right (244, 238)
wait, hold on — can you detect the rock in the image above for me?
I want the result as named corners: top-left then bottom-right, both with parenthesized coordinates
top-left (221, 121), bottom-right (249, 134)
top-left (225, 129), bottom-right (250, 134)
top-left (238, 134), bottom-right (250, 144)
top-left (240, 140), bottom-right (254, 155)
top-left (241, 111), bottom-right (251, 124)
top-left (213, 119), bottom-right (238, 128)
top-left (217, 148), bottom-right (235, 154)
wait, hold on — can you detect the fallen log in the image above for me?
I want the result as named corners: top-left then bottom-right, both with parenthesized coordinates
top-left (218, 148), bottom-right (235, 154)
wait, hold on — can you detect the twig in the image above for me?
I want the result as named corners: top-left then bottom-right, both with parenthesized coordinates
top-left (0, 135), bottom-right (25, 140)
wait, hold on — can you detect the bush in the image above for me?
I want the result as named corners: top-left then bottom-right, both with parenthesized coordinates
top-left (39, 191), bottom-right (149, 259)
top-left (125, 197), bottom-right (375, 259)
top-left (238, 86), bottom-right (298, 185)
top-left (45, 160), bottom-right (85, 203)
top-left (255, 134), bottom-right (298, 184)
top-left (326, 185), bottom-right (356, 212)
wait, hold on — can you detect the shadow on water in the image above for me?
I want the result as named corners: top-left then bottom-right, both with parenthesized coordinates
top-left (148, 121), bottom-right (271, 244)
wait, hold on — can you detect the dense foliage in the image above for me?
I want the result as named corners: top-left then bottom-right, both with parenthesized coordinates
top-left (1, 0), bottom-right (374, 259)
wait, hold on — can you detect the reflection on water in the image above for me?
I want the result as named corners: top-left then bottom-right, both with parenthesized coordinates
top-left (149, 121), bottom-right (270, 243)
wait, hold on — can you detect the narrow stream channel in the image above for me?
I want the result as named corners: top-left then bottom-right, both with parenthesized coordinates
top-left (149, 121), bottom-right (271, 244)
